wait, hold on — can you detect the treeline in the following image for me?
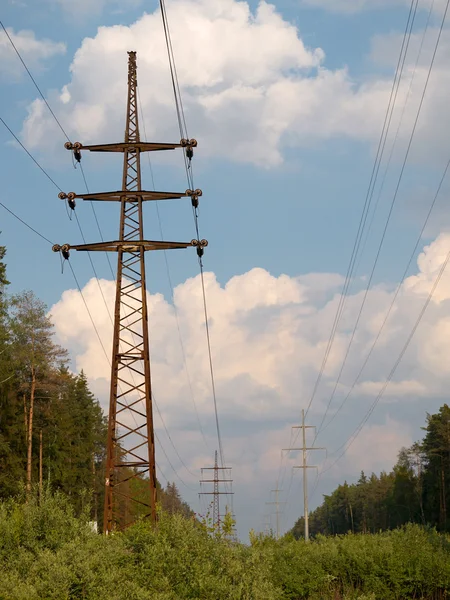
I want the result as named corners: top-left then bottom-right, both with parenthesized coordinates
top-left (0, 242), bottom-right (192, 526)
top-left (292, 404), bottom-right (450, 538)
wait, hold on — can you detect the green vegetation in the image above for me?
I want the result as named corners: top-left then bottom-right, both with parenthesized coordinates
top-left (0, 493), bottom-right (449, 599)
top-left (292, 405), bottom-right (450, 539)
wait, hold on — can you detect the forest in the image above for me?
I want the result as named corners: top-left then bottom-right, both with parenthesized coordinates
top-left (291, 404), bottom-right (450, 539)
top-left (1, 239), bottom-right (450, 600)
top-left (0, 242), bottom-right (191, 525)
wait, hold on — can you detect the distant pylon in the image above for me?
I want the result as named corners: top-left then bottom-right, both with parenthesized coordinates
top-left (199, 450), bottom-right (233, 530)
top-left (284, 409), bottom-right (326, 541)
top-left (263, 513), bottom-right (271, 536)
top-left (266, 488), bottom-right (285, 540)
top-left (53, 51), bottom-right (207, 534)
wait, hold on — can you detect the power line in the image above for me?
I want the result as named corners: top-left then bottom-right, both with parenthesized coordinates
top-left (137, 89), bottom-right (211, 453)
top-left (1, 32), bottom-right (119, 340)
top-left (153, 392), bottom-right (198, 478)
top-left (0, 117), bottom-right (63, 192)
top-left (78, 162), bottom-right (116, 281)
top-left (0, 21), bottom-right (70, 143)
top-left (155, 430), bottom-right (196, 491)
top-left (304, 0), bottom-right (419, 422)
top-left (72, 211), bottom-right (114, 326)
top-left (315, 0), bottom-right (449, 437)
top-left (0, 125), bottom-right (113, 362)
top-left (0, 199), bottom-right (54, 246)
top-left (278, 0), bottom-right (447, 520)
top-left (317, 241), bottom-right (450, 480)
top-left (158, 0), bottom-right (227, 478)
top-left (353, 0), bottom-right (435, 281)
top-left (1, 20), bottom-right (116, 301)
top-left (66, 261), bottom-right (111, 365)
top-left (0, 116), bottom-right (116, 335)
top-left (275, 0), bottom-right (421, 509)
top-left (158, 0), bottom-right (188, 139)
top-left (319, 155), bottom-right (450, 435)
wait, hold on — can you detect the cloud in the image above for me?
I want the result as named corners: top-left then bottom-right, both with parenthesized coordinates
top-left (344, 417), bottom-right (413, 473)
top-left (21, 0), bottom-right (450, 167)
top-left (20, 0), bottom-right (410, 167)
top-left (0, 27), bottom-right (66, 79)
top-left (49, 233), bottom-right (450, 534)
top-left (354, 379), bottom-right (427, 398)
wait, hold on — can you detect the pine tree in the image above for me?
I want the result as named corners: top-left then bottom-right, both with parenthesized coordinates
top-left (45, 370), bottom-right (107, 518)
top-left (9, 291), bottom-right (67, 498)
top-left (0, 243), bottom-right (22, 497)
top-left (422, 405), bottom-right (450, 531)
top-left (291, 405), bottom-right (450, 536)
top-left (0, 242), bottom-right (9, 289)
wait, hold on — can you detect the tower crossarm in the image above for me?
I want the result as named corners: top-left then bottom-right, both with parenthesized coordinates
top-left (201, 467), bottom-right (232, 471)
top-left (199, 479), bottom-right (233, 483)
top-left (65, 139), bottom-right (197, 154)
top-left (58, 190), bottom-right (201, 203)
top-left (52, 239), bottom-right (204, 255)
top-left (199, 492), bottom-right (234, 495)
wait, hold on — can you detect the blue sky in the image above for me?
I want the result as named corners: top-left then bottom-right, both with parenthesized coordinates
top-left (2, 0), bottom-right (450, 539)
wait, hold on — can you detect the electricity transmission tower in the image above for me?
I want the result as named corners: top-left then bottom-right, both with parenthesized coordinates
top-left (53, 51), bottom-right (206, 534)
top-left (266, 488), bottom-right (285, 540)
top-left (263, 513), bottom-right (272, 536)
top-left (284, 409), bottom-right (325, 541)
top-left (199, 450), bottom-right (233, 530)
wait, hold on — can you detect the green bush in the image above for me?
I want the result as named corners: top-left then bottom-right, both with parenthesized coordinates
top-left (0, 494), bottom-right (449, 599)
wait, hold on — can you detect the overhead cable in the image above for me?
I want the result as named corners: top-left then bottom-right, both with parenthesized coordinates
top-left (315, 0), bottom-right (449, 437)
top-left (304, 0), bottom-right (419, 421)
top-left (0, 20), bottom-right (70, 143)
top-left (159, 0), bottom-right (227, 474)
top-left (137, 88), bottom-right (211, 453)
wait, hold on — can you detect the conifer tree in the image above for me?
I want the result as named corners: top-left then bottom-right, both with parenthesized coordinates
top-left (9, 291), bottom-right (67, 497)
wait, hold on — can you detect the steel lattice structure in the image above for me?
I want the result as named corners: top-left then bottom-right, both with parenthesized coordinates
top-left (53, 51), bottom-right (206, 533)
top-left (199, 450), bottom-right (233, 530)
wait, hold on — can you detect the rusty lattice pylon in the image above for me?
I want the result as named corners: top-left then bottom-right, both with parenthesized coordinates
top-left (53, 51), bottom-right (206, 533)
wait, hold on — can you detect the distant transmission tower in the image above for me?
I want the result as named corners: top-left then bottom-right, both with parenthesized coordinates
top-left (53, 51), bottom-right (207, 534)
top-left (266, 488), bottom-right (285, 540)
top-left (284, 409), bottom-right (325, 541)
top-left (199, 450), bottom-right (233, 530)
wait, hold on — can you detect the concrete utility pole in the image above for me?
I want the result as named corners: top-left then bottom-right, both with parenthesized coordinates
top-left (266, 488), bottom-right (285, 540)
top-left (199, 450), bottom-right (233, 530)
top-left (284, 410), bottom-right (325, 541)
top-left (53, 51), bottom-right (206, 534)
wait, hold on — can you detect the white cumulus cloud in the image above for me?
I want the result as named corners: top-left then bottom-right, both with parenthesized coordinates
top-left (20, 0), bottom-right (404, 166)
top-left (0, 27), bottom-right (66, 79)
top-left (21, 0), bottom-right (450, 167)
